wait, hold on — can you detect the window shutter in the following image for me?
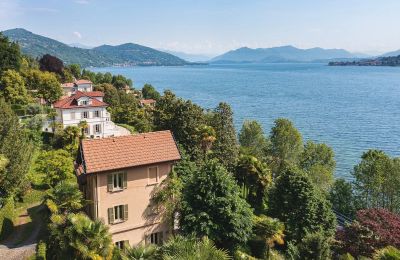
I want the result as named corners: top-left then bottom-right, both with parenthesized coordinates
top-left (123, 204), bottom-right (129, 220)
top-left (108, 207), bottom-right (114, 224)
top-left (107, 174), bottom-right (113, 192)
top-left (92, 124), bottom-right (96, 134)
top-left (123, 172), bottom-right (127, 189)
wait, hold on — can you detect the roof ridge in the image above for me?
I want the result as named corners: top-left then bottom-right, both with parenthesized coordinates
top-left (82, 130), bottom-right (172, 143)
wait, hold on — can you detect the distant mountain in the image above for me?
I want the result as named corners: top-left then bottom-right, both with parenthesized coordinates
top-left (160, 50), bottom-right (212, 62)
top-left (68, 42), bottom-right (93, 49)
top-left (2, 28), bottom-right (188, 67)
top-left (211, 45), bottom-right (369, 63)
top-left (329, 55), bottom-right (400, 67)
top-left (381, 49), bottom-right (400, 57)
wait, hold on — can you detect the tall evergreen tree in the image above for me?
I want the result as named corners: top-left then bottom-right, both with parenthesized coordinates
top-left (210, 102), bottom-right (239, 170)
top-left (0, 33), bottom-right (21, 74)
top-left (239, 120), bottom-right (269, 160)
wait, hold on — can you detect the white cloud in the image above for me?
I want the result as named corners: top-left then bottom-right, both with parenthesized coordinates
top-left (75, 0), bottom-right (89, 4)
top-left (73, 31), bottom-right (82, 39)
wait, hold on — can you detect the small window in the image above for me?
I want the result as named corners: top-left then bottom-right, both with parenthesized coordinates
top-left (95, 124), bottom-right (101, 134)
top-left (147, 232), bottom-right (164, 245)
top-left (115, 240), bottom-right (129, 250)
top-left (81, 100), bottom-right (88, 106)
top-left (107, 172), bottom-right (127, 192)
top-left (94, 110), bottom-right (100, 117)
top-left (148, 167), bottom-right (159, 184)
top-left (82, 111), bottom-right (88, 119)
top-left (108, 204), bottom-right (128, 224)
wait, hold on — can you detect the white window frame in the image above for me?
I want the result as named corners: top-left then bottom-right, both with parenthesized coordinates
top-left (113, 205), bottom-right (124, 223)
top-left (147, 231), bottom-right (164, 245)
top-left (94, 110), bottom-right (100, 118)
top-left (113, 172), bottom-right (124, 191)
top-left (95, 124), bottom-right (101, 134)
top-left (82, 111), bottom-right (89, 119)
top-left (81, 100), bottom-right (88, 106)
top-left (148, 166), bottom-right (159, 185)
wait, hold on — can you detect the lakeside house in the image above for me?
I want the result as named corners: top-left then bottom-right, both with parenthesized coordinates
top-left (43, 79), bottom-right (130, 137)
top-left (75, 130), bottom-right (181, 248)
top-left (139, 99), bottom-right (156, 108)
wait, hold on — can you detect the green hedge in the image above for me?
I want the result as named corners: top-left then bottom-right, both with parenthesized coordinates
top-left (0, 198), bottom-right (15, 240)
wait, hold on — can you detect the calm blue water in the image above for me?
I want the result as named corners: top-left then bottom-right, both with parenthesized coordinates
top-left (92, 63), bottom-right (400, 180)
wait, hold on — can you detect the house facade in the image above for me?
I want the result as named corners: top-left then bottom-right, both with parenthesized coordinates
top-left (61, 79), bottom-right (95, 97)
top-left (76, 131), bottom-right (181, 248)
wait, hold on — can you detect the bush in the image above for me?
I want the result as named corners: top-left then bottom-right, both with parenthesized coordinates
top-left (0, 197), bottom-right (15, 240)
top-left (36, 240), bottom-right (46, 260)
top-left (373, 246), bottom-right (400, 260)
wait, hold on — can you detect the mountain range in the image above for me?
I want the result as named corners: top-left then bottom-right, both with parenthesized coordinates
top-left (2, 28), bottom-right (188, 67)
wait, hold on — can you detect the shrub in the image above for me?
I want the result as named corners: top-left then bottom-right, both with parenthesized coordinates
top-left (373, 246), bottom-right (400, 260)
top-left (0, 197), bottom-right (15, 240)
top-left (36, 240), bottom-right (46, 260)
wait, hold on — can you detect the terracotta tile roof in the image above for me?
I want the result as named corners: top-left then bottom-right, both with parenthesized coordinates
top-left (53, 91), bottom-right (108, 109)
top-left (86, 91), bottom-right (104, 97)
top-left (75, 79), bottom-right (92, 85)
top-left (140, 99), bottom-right (156, 105)
top-left (81, 130), bottom-right (181, 174)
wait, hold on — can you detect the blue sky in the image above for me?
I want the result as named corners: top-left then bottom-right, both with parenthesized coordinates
top-left (1, 0), bottom-right (399, 55)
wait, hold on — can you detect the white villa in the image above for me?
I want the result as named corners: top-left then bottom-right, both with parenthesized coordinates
top-left (43, 80), bottom-right (130, 138)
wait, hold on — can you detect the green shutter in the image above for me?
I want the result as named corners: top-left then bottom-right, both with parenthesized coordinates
top-left (123, 172), bottom-right (127, 189)
top-left (108, 207), bottom-right (114, 224)
top-left (123, 204), bottom-right (129, 221)
top-left (107, 174), bottom-right (113, 192)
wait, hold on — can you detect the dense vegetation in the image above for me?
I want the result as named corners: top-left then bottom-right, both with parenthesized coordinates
top-left (3, 28), bottom-right (188, 67)
top-left (0, 31), bottom-right (400, 259)
top-left (329, 55), bottom-right (400, 66)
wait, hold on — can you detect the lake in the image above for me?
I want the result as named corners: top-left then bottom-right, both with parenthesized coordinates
top-left (92, 63), bottom-right (400, 180)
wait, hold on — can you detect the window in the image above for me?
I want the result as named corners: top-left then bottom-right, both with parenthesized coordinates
top-left (147, 232), bottom-right (164, 245)
top-left (108, 204), bottom-right (128, 224)
top-left (107, 172), bottom-right (127, 192)
top-left (81, 100), bottom-right (88, 105)
top-left (148, 167), bottom-right (159, 184)
top-left (84, 127), bottom-right (89, 135)
top-left (115, 240), bottom-right (129, 250)
top-left (94, 110), bottom-right (100, 117)
top-left (94, 124), bottom-right (101, 134)
top-left (82, 111), bottom-right (88, 119)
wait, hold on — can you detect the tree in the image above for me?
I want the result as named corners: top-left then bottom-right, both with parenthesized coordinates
top-left (35, 150), bottom-right (74, 187)
top-left (300, 141), bottom-right (336, 192)
top-left (239, 120), bottom-right (269, 159)
top-left (337, 208), bottom-right (400, 257)
top-left (142, 83), bottom-right (161, 100)
top-left (210, 102), bottom-right (239, 170)
top-left (25, 69), bottom-right (62, 103)
top-left (0, 33), bottom-right (21, 74)
top-left (269, 118), bottom-right (303, 175)
top-left (124, 243), bottom-right (158, 260)
top-left (250, 215), bottom-right (285, 259)
top-left (162, 236), bottom-right (230, 260)
top-left (196, 125), bottom-right (216, 155)
top-left (296, 232), bottom-right (332, 260)
top-left (0, 69), bottom-right (31, 105)
top-left (46, 181), bottom-right (85, 215)
top-left (353, 150), bottom-right (400, 212)
top-left (180, 159), bottom-right (253, 250)
top-left (68, 64), bottom-right (81, 79)
top-left (0, 99), bottom-right (33, 197)
top-left (39, 54), bottom-right (64, 75)
top-left (235, 154), bottom-right (272, 212)
top-left (329, 179), bottom-right (356, 218)
top-left (373, 246), bottom-right (400, 260)
top-left (268, 167), bottom-right (336, 243)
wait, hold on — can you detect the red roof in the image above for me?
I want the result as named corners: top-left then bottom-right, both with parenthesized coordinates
top-left (81, 130), bottom-right (181, 174)
top-left (53, 91), bottom-right (107, 109)
top-left (75, 79), bottom-right (92, 85)
top-left (140, 99), bottom-right (156, 105)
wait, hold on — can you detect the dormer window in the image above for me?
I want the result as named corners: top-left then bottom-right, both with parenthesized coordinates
top-left (81, 100), bottom-right (88, 106)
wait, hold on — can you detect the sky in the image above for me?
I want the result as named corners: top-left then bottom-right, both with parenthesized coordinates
top-left (1, 0), bottom-right (399, 56)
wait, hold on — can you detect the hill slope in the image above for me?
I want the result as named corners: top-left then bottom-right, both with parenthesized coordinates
top-left (211, 45), bottom-right (368, 63)
top-left (2, 28), bottom-right (188, 67)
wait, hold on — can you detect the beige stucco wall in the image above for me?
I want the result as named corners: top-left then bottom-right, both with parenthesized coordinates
top-left (88, 161), bottom-right (173, 245)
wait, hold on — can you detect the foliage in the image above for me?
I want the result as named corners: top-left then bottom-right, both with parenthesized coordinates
top-left (329, 179), bottom-right (356, 218)
top-left (353, 150), bottom-right (400, 213)
top-left (0, 99), bottom-right (34, 197)
top-left (0, 197), bottom-right (15, 240)
top-left (46, 181), bottom-right (85, 214)
top-left (35, 150), bottom-right (74, 187)
top-left (249, 215), bottom-right (284, 259)
top-left (235, 154), bottom-right (272, 212)
top-left (180, 159), bottom-right (253, 250)
top-left (162, 235), bottom-right (230, 260)
top-left (124, 243), bottom-right (158, 260)
top-left (195, 125), bottom-right (217, 155)
top-left (24, 69), bottom-right (62, 103)
top-left (300, 141), bottom-right (336, 192)
top-left (296, 231), bottom-right (332, 260)
top-left (338, 253), bottom-right (355, 260)
top-left (0, 69), bottom-right (31, 105)
top-left (142, 83), bottom-right (161, 100)
top-left (68, 64), bottom-right (81, 79)
top-left (210, 102), bottom-right (239, 170)
top-left (268, 167), bottom-right (336, 243)
top-left (0, 32), bottom-right (21, 74)
top-left (39, 54), bottom-right (64, 74)
top-left (373, 246), bottom-right (400, 260)
top-left (269, 118), bottom-right (303, 175)
top-left (36, 240), bottom-right (47, 260)
top-left (154, 90), bottom-right (205, 160)
top-left (239, 120), bottom-right (269, 160)
top-left (337, 208), bottom-right (400, 257)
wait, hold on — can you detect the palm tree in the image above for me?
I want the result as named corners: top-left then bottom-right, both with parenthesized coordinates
top-left (196, 125), bottom-right (216, 154)
top-left (124, 243), bottom-right (158, 260)
top-left (65, 213), bottom-right (113, 260)
top-left (46, 181), bottom-right (85, 214)
top-left (78, 120), bottom-right (89, 138)
top-left (252, 215), bottom-right (285, 259)
top-left (162, 236), bottom-right (230, 260)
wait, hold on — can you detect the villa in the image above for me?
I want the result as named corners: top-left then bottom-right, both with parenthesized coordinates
top-left (139, 99), bottom-right (156, 108)
top-left (43, 80), bottom-right (130, 138)
top-left (75, 130), bottom-right (181, 248)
